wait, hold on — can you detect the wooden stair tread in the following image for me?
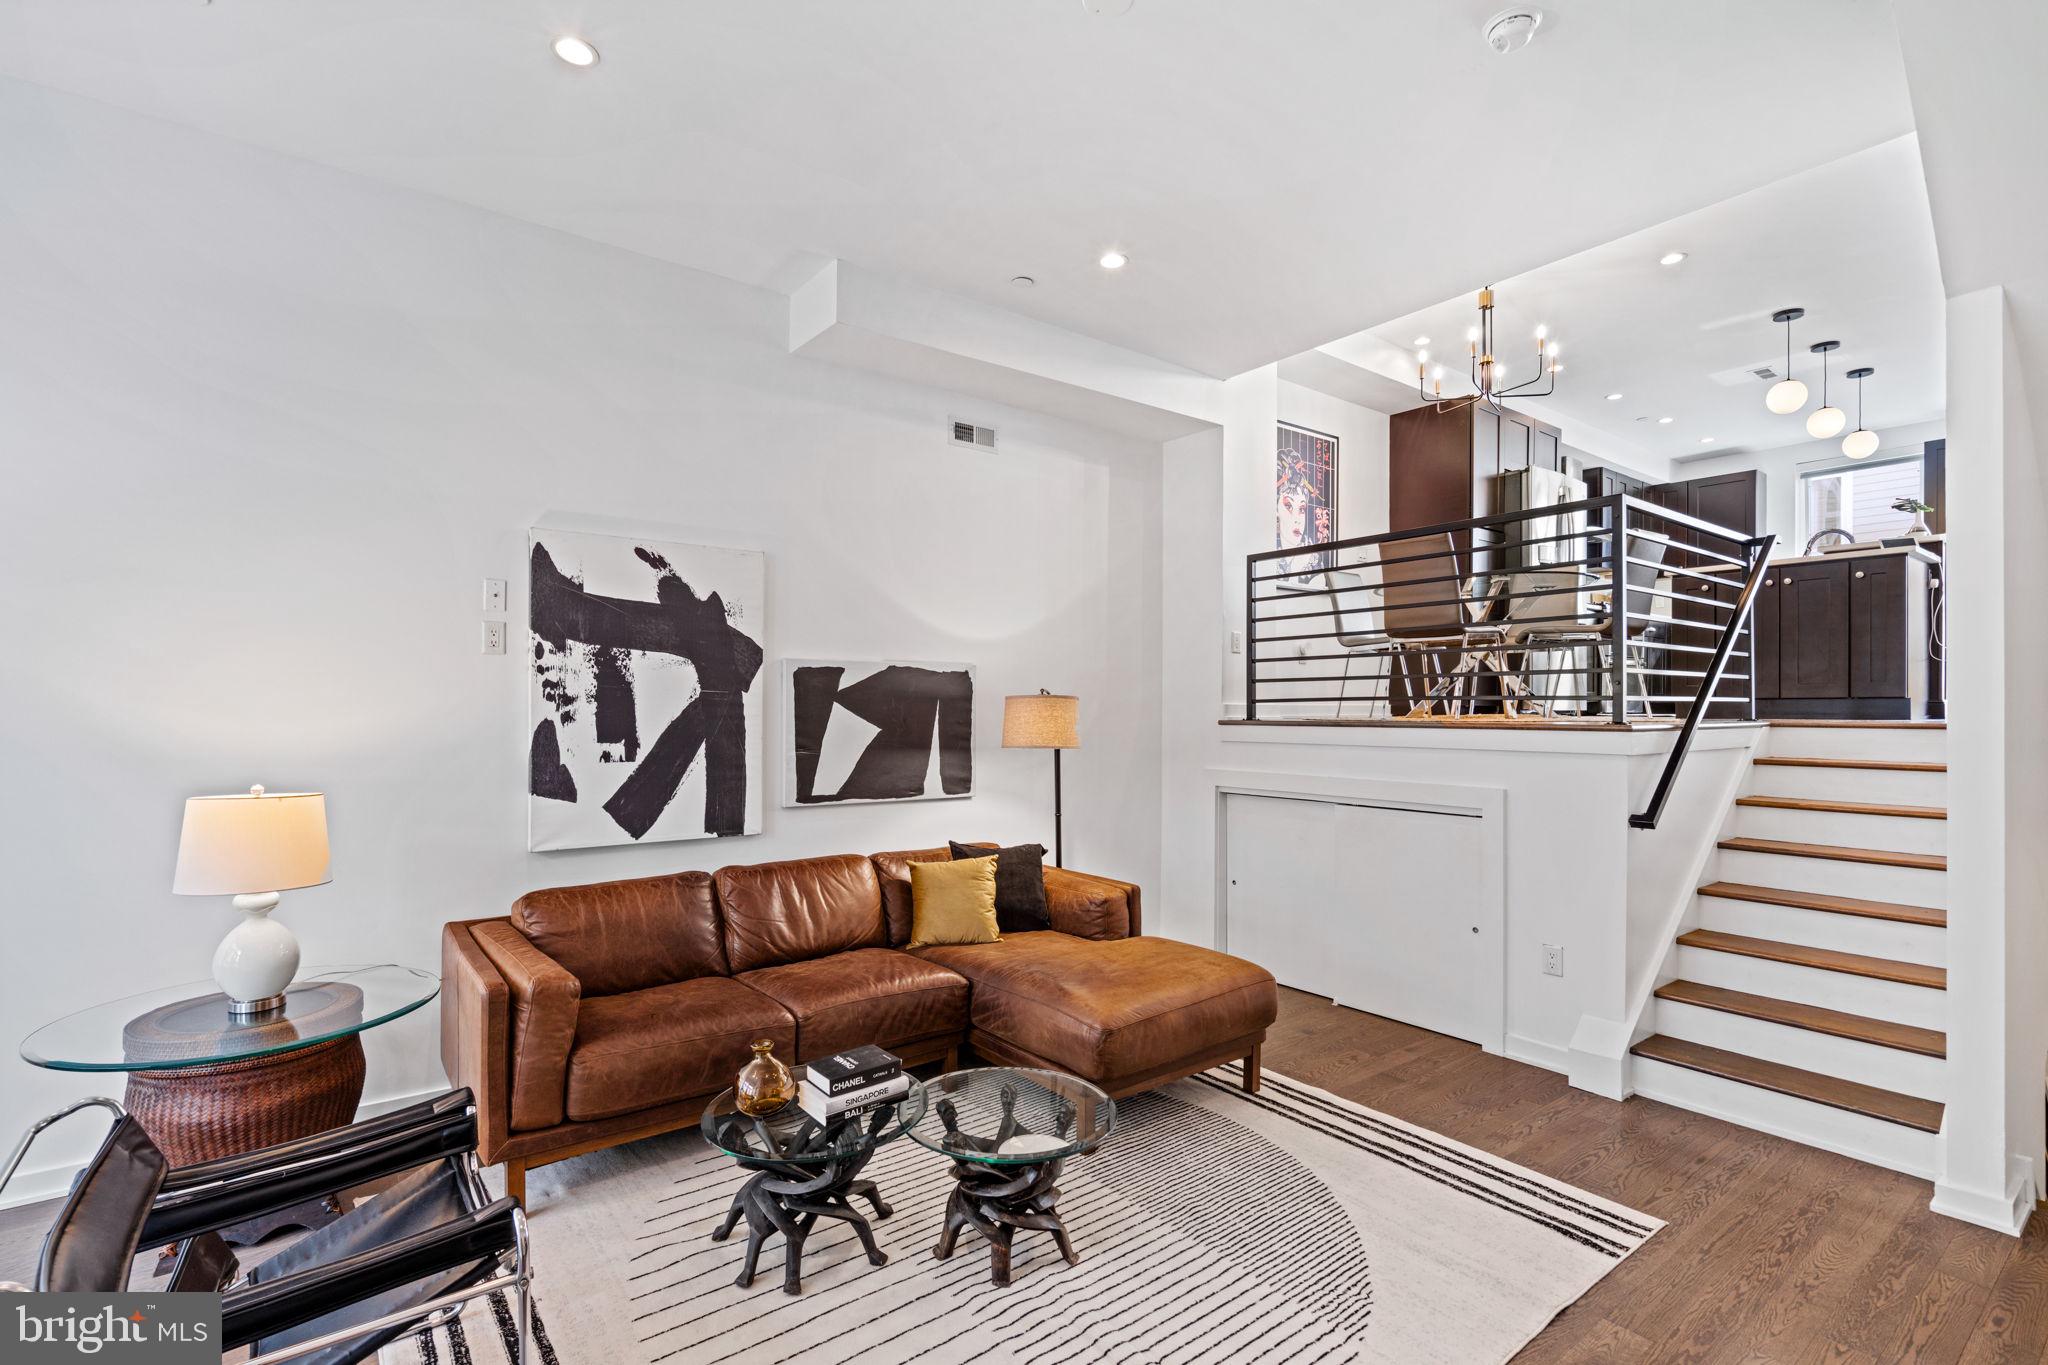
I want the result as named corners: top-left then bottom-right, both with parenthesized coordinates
top-left (1718, 837), bottom-right (1945, 872)
top-left (1676, 929), bottom-right (1946, 989)
top-left (1767, 719), bottom-right (1947, 729)
top-left (1736, 795), bottom-right (1945, 820)
top-left (1631, 1034), bottom-right (1944, 1132)
top-left (1755, 756), bottom-right (1946, 772)
top-left (1697, 881), bottom-right (1946, 928)
top-left (1654, 980), bottom-right (1946, 1057)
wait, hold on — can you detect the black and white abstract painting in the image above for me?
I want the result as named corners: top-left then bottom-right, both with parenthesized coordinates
top-left (783, 660), bottom-right (973, 806)
top-left (528, 529), bottom-right (765, 851)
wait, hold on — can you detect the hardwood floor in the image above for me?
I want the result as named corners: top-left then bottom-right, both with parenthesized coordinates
top-left (2, 986), bottom-right (2043, 1360)
top-left (1260, 987), bottom-right (2048, 1363)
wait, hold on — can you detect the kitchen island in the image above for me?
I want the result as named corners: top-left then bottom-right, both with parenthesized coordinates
top-left (1752, 543), bottom-right (1938, 719)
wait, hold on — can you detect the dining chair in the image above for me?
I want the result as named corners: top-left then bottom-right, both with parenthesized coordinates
top-left (1271, 569), bottom-right (1396, 718)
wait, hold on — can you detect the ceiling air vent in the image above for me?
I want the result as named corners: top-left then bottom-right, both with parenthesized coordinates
top-left (950, 420), bottom-right (997, 451)
top-left (1752, 366), bottom-right (1779, 381)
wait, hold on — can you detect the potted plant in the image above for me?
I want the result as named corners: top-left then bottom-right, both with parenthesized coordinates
top-left (1892, 497), bottom-right (1933, 537)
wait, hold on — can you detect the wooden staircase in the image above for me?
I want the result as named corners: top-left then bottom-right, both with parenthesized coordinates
top-left (1630, 720), bottom-right (1948, 1177)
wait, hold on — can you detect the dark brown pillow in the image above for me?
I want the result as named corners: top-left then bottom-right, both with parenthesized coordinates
top-left (950, 841), bottom-right (1050, 933)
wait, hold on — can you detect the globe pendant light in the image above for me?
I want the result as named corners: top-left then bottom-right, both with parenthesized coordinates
top-left (1841, 366), bottom-right (1880, 459)
top-left (1765, 308), bottom-right (1809, 414)
top-left (1805, 340), bottom-right (1847, 438)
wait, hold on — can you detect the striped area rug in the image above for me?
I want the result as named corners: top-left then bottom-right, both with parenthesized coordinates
top-left (385, 1067), bottom-right (1658, 1365)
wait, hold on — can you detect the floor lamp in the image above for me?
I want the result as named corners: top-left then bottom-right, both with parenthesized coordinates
top-left (1003, 690), bottom-right (1079, 867)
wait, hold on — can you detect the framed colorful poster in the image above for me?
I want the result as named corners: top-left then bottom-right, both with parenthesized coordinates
top-left (1275, 421), bottom-right (1338, 577)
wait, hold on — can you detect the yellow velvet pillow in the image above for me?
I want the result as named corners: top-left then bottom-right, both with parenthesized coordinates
top-left (908, 855), bottom-right (1001, 949)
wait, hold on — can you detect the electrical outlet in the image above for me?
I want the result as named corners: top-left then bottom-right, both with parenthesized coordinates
top-left (1229, 631), bottom-right (1244, 655)
top-left (481, 621), bottom-right (506, 655)
top-left (482, 578), bottom-right (507, 614)
top-left (1541, 943), bottom-right (1564, 978)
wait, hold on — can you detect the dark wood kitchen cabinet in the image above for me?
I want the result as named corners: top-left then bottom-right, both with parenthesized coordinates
top-left (1384, 403), bottom-right (1563, 706)
top-left (1640, 469), bottom-right (1765, 710)
top-left (1849, 554), bottom-right (1909, 698)
top-left (1754, 548), bottom-right (1932, 719)
top-left (1776, 559), bottom-right (1852, 698)
top-left (1388, 402), bottom-right (1563, 533)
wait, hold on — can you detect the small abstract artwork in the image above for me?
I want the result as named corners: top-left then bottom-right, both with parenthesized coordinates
top-left (528, 528), bottom-right (765, 851)
top-left (783, 660), bottom-right (973, 806)
top-left (1276, 421), bottom-right (1338, 576)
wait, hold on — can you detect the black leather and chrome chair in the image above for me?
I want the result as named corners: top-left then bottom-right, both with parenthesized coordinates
top-left (0, 1089), bottom-right (529, 1365)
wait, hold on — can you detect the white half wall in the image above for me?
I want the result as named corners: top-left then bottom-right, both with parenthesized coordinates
top-left (1932, 286), bottom-right (2046, 1235)
top-left (0, 77), bottom-right (1164, 1202)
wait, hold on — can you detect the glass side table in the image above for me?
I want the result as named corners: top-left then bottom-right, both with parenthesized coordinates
top-left (908, 1068), bottom-right (1114, 1286)
top-left (19, 964), bottom-right (438, 1248)
top-left (700, 1080), bottom-right (927, 1295)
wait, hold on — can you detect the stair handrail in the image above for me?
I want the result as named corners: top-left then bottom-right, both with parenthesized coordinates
top-left (1630, 530), bottom-right (1777, 829)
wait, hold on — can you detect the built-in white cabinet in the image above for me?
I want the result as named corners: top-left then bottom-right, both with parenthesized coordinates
top-left (1223, 791), bottom-right (1491, 1045)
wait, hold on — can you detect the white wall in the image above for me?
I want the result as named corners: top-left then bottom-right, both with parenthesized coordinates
top-left (0, 78), bottom-right (1163, 1201)
top-left (1932, 286), bottom-right (2046, 1234)
top-left (1668, 419), bottom-right (1947, 551)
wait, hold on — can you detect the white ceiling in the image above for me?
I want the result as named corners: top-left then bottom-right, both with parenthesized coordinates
top-left (0, 0), bottom-right (1916, 379)
top-left (1357, 135), bottom-right (1946, 463)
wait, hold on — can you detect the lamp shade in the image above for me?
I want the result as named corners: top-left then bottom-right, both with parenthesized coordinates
top-left (1002, 693), bottom-right (1079, 750)
top-left (173, 787), bottom-right (331, 896)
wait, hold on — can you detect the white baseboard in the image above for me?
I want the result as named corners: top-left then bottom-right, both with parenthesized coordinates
top-left (1505, 1033), bottom-right (1571, 1076)
top-left (0, 1086), bottom-right (447, 1213)
top-left (1930, 1164), bottom-right (2036, 1238)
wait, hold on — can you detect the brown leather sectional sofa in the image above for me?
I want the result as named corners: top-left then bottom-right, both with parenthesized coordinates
top-left (441, 845), bottom-right (1277, 1202)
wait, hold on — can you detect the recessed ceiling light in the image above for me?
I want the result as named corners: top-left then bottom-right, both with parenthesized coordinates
top-left (1605, 392), bottom-right (1624, 401)
top-left (1700, 436), bottom-right (1716, 444)
top-left (1412, 335), bottom-right (1431, 347)
top-left (1098, 250), bottom-right (1129, 270)
top-left (1010, 275), bottom-right (1036, 289)
top-left (1659, 251), bottom-right (1687, 266)
top-left (1657, 416), bottom-right (1674, 424)
top-left (552, 35), bottom-right (599, 67)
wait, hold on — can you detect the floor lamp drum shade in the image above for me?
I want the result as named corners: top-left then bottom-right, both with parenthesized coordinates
top-left (173, 786), bottom-right (330, 1016)
top-left (1001, 693), bottom-right (1079, 750)
top-left (1003, 692), bottom-right (1079, 866)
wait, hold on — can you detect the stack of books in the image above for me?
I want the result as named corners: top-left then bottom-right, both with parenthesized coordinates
top-left (798, 1044), bottom-right (908, 1123)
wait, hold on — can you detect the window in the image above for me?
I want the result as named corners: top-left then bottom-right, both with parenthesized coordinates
top-left (1799, 455), bottom-right (1924, 544)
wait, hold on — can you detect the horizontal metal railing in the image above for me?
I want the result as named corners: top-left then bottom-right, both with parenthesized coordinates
top-left (1245, 493), bottom-right (1774, 827)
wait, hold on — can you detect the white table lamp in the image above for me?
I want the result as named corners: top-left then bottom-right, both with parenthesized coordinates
top-left (173, 785), bottom-right (330, 1017)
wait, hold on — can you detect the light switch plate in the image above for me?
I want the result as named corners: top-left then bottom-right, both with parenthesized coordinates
top-left (481, 621), bottom-right (506, 655)
top-left (482, 578), bottom-right (508, 614)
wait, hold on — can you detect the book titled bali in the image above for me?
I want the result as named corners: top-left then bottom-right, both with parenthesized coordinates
top-left (803, 1044), bottom-right (902, 1096)
top-left (797, 1070), bottom-right (912, 1122)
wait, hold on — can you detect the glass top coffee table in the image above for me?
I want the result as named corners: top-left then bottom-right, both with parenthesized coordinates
top-left (700, 1080), bottom-right (928, 1295)
top-left (908, 1068), bottom-right (1115, 1286)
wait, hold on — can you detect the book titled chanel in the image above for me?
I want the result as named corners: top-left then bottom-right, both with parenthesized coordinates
top-left (803, 1044), bottom-right (902, 1096)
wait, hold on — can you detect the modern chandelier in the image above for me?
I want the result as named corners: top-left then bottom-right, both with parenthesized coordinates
top-left (1416, 286), bottom-right (1559, 414)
